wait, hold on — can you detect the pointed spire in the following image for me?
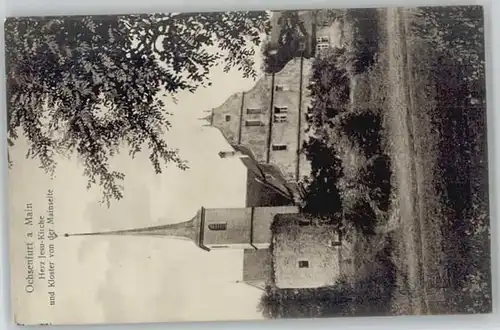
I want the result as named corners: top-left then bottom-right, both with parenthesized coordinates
top-left (198, 109), bottom-right (213, 125)
top-left (64, 212), bottom-right (201, 244)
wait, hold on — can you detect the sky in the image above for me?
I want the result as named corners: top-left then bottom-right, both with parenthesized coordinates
top-left (8, 46), bottom-right (267, 325)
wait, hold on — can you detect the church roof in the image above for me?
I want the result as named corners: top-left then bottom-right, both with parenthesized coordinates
top-left (258, 163), bottom-right (300, 197)
top-left (232, 144), bottom-right (258, 160)
top-left (230, 144), bottom-right (299, 207)
top-left (243, 161), bottom-right (296, 207)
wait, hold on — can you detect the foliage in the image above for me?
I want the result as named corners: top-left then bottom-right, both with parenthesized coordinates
top-left (301, 45), bottom-right (391, 231)
top-left (414, 6), bottom-right (485, 84)
top-left (6, 12), bottom-right (270, 205)
top-left (412, 5), bottom-right (490, 313)
top-left (337, 110), bottom-right (383, 159)
top-left (433, 62), bottom-right (491, 314)
top-left (344, 8), bottom-right (380, 74)
top-left (360, 154), bottom-right (392, 213)
top-left (300, 49), bottom-right (350, 221)
top-left (258, 281), bottom-right (350, 319)
top-left (315, 9), bottom-right (345, 25)
top-left (262, 11), bottom-right (308, 73)
top-left (300, 138), bottom-right (343, 220)
top-left (344, 200), bottom-right (376, 236)
top-left (277, 11), bottom-right (308, 52)
top-left (306, 48), bottom-right (350, 122)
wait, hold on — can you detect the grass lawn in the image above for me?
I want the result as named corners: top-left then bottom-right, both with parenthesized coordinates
top-left (342, 6), bottom-right (490, 315)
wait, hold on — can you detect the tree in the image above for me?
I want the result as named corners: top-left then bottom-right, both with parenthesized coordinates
top-left (6, 12), bottom-right (270, 205)
top-left (300, 50), bottom-right (348, 221)
top-left (262, 10), bottom-right (308, 73)
top-left (301, 137), bottom-right (343, 220)
top-left (277, 11), bottom-right (308, 53)
top-left (307, 47), bottom-right (350, 122)
top-left (343, 8), bottom-right (380, 74)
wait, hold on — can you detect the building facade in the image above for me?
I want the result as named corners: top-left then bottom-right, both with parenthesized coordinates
top-left (209, 57), bottom-right (313, 183)
top-left (272, 213), bottom-right (342, 289)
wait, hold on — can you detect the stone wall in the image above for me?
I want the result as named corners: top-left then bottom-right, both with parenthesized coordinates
top-left (272, 215), bottom-right (341, 289)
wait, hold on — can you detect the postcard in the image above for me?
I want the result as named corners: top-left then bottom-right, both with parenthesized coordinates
top-left (6, 5), bottom-right (490, 325)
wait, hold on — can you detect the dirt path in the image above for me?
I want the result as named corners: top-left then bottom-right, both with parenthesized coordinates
top-left (384, 7), bottom-right (428, 315)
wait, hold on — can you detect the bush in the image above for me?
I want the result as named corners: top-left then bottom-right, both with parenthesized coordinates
top-left (344, 199), bottom-right (377, 236)
top-left (347, 235), bottom-right (396, 316)
top-left (360, 154), bottom-right (392, 212)
top-left (338, 110), bottom-right (383, 159)
top-left (301, 137), bottom-right (343, 221)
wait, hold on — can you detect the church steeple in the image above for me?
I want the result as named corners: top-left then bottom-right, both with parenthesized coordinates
top-left (197, 109), bottom-right (213, 126)
top-left (63, 205), bottom-right (300, 252)
top-left (64, 210), bottom-right (205, 248)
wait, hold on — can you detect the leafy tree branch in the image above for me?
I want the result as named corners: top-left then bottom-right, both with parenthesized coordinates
top-left (6, 12), bottom-right (270, 205)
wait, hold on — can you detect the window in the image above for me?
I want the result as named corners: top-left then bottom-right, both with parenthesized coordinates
top-left (245, 119), bottom-right (263, 127)
top-left (208, 223), bottom-right (227, 231)
top-left (317, 36), bottom-right (329, 43)
top-left (272, 144), bottom-right (287, 151)
top-left (316, 43), bottom-right (329, 51)
top-left (225, 114), bottom-right (231, 122)
top-left (326, 237), bottom-right (341, 247)
top-left (246, 108), bottom-right (262, 115)
top-left (298, 260), bottom-right (309, 268)
top-left (273, 114), bottom-right (287, 123)
top-left (274, 106), bottom-right (288, 114)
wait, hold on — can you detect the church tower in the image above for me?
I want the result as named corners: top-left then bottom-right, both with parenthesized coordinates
top-left (65, 205), bottom-right (299, 251)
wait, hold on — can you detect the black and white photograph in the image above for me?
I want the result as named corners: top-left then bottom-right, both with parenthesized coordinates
top-left (5, 5), bottom-right (491, 325)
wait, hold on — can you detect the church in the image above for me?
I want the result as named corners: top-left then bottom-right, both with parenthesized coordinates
top-left (65, 145), bottom-right (342, 290)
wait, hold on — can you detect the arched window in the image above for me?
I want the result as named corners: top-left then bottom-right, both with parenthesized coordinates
top-left (208, 223), bottom-right (227, 231)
